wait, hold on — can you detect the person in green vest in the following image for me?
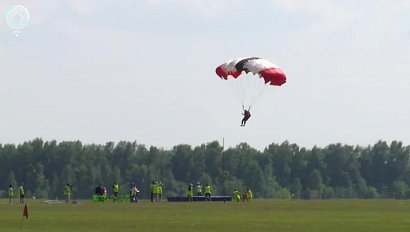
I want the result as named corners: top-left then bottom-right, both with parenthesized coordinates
top-left (64, 183), bottom-right (72, 203)
top-left (232, 189), bottom-right (241, 202)
top-left (158, 181), bottom-right (163, 202)
top-left (204, 183), bottom-right (212, 202)
top-left (153, 182), bottom-right (160, 202)
top-left (187, 183), bottom-right (193, 202)
top-left (19, 183), bottom-right (25, 204)
top-left (112, 181), bottom-right (119, 202)
top-left (8, 185), bottom-right (13, 204)
top-left (196, 182), bottom-right (202, 196)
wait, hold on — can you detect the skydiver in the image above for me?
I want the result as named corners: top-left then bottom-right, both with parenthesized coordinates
top-left (241, 107), bottom-right (251, 126)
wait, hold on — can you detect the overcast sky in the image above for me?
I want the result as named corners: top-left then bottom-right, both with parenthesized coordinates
top-left (0, 0), bottom-right (409, 150)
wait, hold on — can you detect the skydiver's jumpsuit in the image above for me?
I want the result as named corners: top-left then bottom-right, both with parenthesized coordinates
top-left (241, 110), bottom-right (251, 126)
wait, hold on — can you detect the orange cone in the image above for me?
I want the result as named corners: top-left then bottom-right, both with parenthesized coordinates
top-left (23, 204), bottom-right (28, 219)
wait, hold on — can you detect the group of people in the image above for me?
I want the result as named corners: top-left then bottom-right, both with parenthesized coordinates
top-left (94, 182), bottom-right (141, 203)
top-left (232, 187), bottom-right (253, 202)
top-left (6, 182), bottom-right (253, 204)
top-left (187, 182), bottom-right (212, 201)
top-left (6, 183), bottom-right (25, 204)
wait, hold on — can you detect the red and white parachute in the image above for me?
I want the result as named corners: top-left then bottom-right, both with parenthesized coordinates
top-left (215, 57), bottom-right (286, 86)
top-left (215, 57), bottom-right (286, 109)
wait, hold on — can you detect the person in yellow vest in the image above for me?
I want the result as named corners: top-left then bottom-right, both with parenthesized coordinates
top-left (153, 182), bottom-right (161, 202)
top-left (204, 183), bottom-right (212, 202)
top-left (8, 185), bottom-right (14, 204)
top-left (187, 183), bottom-right (193, 202)
top-left (19, 183), bottom-right (25, 204)
top-left (196, 182), bottom-right (202, 196)
top-left (158, 181), bottom-right (163, 202)
top-left (113, 181), bottom-right (119, 201)
top-left (64, 183), bottom-right (72, 203)
top-left (232, 189), bottom-right (241, 202)
top-left (242, 187), bottom-right (253, 202)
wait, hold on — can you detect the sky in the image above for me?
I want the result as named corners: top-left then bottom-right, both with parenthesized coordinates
top-left (0, 0), bottom-right (409, 150)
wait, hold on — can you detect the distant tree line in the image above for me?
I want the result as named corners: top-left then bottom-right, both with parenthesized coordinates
top-left (0, 139), bottom-right (409, 200)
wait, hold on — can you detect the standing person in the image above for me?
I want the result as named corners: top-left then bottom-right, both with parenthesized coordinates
top-left (204, 183), bottom-right (212, 202)
top-left (113, 181), bottom-right (119, 202)
top-left (243, 187), bottom-right (253, 202)
top-left (129, 183), bottom-right (139, 203)
top-left (8, 185), bottom-right (13, 204)
top-left (19, 183), bottom-right (25, 204)
top-left (96, 183), bottom-right (105, 196)
top-left (153, 182), bottom-right (162, 202)
top-left (196, 182), bottom-right (203, 196)
top-left (102, 185), bottom-right (107, 196)
top-left (232, 189), bottom-right (241, 202)
top-left (150, 181), bottom-right (156, 202)
top-left (95, 184), bottom-right (101, 196)
top-left (187, 183), bottom-right (194, 202)
top-left (134, 184), bottom-right (140, 203)
top-left (129, 183), bottom-right (134, 202)
top-left (64, 183), bottom-right (72, 203)
top-left (158, 181), bottom-right (163, 202)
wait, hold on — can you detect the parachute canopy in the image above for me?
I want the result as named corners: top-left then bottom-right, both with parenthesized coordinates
top-left (215, 57), bottom-right (286, 86)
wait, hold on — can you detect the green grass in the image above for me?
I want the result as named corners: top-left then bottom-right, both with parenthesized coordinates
top-left (1, 199), bottom-right (409, 232)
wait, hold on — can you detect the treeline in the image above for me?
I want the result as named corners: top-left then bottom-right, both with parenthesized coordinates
top-left (0, 139), bottom-right (409, 200)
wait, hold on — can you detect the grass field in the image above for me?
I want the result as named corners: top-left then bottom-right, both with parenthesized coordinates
top-left (1, 199), bottom-right (409, 232)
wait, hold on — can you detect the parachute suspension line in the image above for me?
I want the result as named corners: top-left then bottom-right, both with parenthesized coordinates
top-left (241, 73), bottom-right (253, 110)
top-left (238, 72), bottom-right (268, 111)
top-left (223, 76), bottom-right (246, 109)
top-left (249, 81), bottom-right (270, 109)
top-left (243, 73), bottom-right (268, 110)
top-left (240, 74), bottom-right (248, 109)
top-left (248, 73), bottom-right (260, 108)
top-left (233, 73), bottom-right (247, 110)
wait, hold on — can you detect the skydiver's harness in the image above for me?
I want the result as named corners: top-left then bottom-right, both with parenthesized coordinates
top-left (242, 105), bottom-right (251, 120)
